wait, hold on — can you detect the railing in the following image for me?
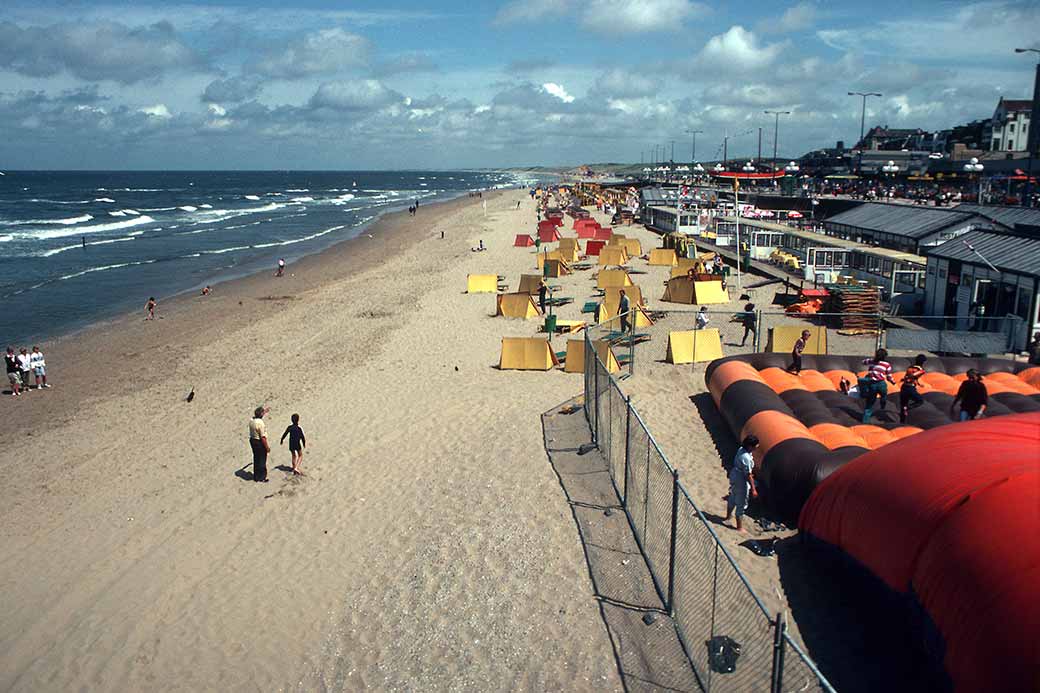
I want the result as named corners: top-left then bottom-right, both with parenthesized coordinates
top-left (583, 333), bottom-right (836, 692)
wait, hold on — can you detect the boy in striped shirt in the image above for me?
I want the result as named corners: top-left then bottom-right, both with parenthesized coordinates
top-left (861, 348), bottom-right (896, 423)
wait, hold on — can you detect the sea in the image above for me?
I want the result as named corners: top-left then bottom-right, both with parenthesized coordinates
top-left (0, 170), bottom-right (542, 343)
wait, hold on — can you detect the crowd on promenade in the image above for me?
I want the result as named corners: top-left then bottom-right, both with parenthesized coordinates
top-left (5, 345), bottom-right (50, 396)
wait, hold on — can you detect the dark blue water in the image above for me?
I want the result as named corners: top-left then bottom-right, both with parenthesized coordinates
top-left (1, 170), bottom-right (535, 342)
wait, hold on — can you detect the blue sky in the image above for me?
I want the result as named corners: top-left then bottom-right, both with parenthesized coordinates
top-left (0, 0), bottom-right (1037, 169)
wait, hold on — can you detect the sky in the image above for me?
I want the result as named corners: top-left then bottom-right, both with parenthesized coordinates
top-left (0, 0), bottom-right (1038, 170)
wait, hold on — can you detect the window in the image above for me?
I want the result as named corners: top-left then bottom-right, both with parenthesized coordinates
top-left (1009, 123), bottom-right (1016, 133)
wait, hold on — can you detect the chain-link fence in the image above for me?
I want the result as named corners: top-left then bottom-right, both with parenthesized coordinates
top-left (582, 333), bottom-right (837, 693)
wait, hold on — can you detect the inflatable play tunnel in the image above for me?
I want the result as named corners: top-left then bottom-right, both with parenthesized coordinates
top-left (705, 354), bottom-right (1040, 526)
top-left (800, 414), bottom-right (1040, 693)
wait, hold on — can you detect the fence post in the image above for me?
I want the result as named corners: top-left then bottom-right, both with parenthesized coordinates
top-left (593, 343), bottom-right (600, 448)
top-left (755, 309), bottom-right (763, 353)
top-left (771, 611), bottom-right (787, 693)
top-left (875, 312), bottom-right (884, 353)
top-left (629, 312), bottom-right (635, 377)
top-left (622, 395), bottom-right (632, 504)
top-left (666, 468), bottom-right (680, 615)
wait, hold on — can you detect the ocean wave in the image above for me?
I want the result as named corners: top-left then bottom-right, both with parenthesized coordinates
top-left (207, 245), bottom-right (250, 254)
top-left (94, 197), bottom-right (115, 203)
top-left (0, 234), bottom-right (12, 242)
top-left (252, 224), bottom-right (346, 248)
top-left (200, 204), bottom-right (213, 209)
top-left (244, 195), bottom-right (261, 201)
top-left (27, 198), bottom-right (92, 205)
top-left (179, 205), bottom-right (198, 212)
top-left (37, 235), bottom-right (137, 257)
top-left (0, 214), bottom-right (94, 227)
top-left (286, 188), bottom-right (309, 192)
top-left (58, 259), bottom-right (155, 282)
top-left (291, 196), bottom-right (314, 202)
top-left (13, 215), bottom-right (154, 240)
top-left (140, 206), bottom-right (179, 212)
top-left (109, 211), bottom-right (127, 217)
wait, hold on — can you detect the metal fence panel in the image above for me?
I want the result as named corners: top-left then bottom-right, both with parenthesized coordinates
top-left (780, 632), bottom-right (838, 693)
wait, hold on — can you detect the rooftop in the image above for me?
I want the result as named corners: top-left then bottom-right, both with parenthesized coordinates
top-left (998, 98), bottom-right (1033, 112)
top-left (950, 204), bottom-right (1040, 230)
top-left (823, 202), bottom-right (980, 240)
top-left (927, 229), bottom-right (1040, 276)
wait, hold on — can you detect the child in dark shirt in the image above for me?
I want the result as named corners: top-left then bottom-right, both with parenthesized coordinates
top-left (280, 413), bottom-right (307, 475)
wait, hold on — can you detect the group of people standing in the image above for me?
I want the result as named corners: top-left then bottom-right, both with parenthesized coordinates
top-left (5, 345), bottom-right (50, 396)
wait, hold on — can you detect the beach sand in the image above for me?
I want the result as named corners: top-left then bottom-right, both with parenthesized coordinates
top-left (0, 191), bottom-right (623, 691)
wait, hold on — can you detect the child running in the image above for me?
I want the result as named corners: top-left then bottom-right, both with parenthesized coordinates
top-left (899, 354), bottom-right (927, 423)
top-left (279, 413), bottom-right (307, 475)
top-left (861, 348), bottom-right (896, 423)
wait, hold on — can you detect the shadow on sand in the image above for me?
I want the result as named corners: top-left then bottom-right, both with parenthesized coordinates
top-left (542, 397), bottom-right (702, 693)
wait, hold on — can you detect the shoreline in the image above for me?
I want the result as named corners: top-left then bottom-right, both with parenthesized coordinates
top-left (13, 186), bottom-right (508, 347)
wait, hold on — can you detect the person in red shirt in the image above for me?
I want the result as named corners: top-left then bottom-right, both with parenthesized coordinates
top-left (899, 354), bottom-right (928, 424)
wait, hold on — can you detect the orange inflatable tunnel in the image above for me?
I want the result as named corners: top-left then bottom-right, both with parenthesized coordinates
top-left (800, 414), bottom-right (1040, 693)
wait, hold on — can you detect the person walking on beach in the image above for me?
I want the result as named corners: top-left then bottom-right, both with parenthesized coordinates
top-left (17, 348), bottom-right (32, 391)
top-left (695, 306), bottom-right (709, 330)
top-left (724, 435), bottom-right (759, 534)
top-left (5, 347), bottom-right (22, 396)
top-left (145, 297), bottom-right (157, 320)
top-left (739, 303), bottom-right (757, 347)
top-left (618, 289), bottom-right (631, 333)
top-left (249, 406), bottom-right (271, 482)
top-left (788, 330), bottom-right (810, 374)
top-left (899, 354), bottom-right (927, 423)
top-left (951, 369), bottom-right (988, 421)
top-left (29, 346), bottom-right (49, 389)
top-left (537, 279), bottom-right (548, 314)
top-left (279, 413), bottom-right (307, 476)
top-left (861, 348), bottom-right (896, 423)
top-left (276, 258), bottom-right (285, 277)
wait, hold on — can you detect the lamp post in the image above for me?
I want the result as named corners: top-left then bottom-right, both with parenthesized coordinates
top-left (964, 157), bottom-right (985, 205)
top-left (685, 129), bottom-right (702, 164)
top-left (764, 110), bottom-right (791, 173)
top-left (1014, 48), bottom-right (1039, 207)
top-left (848, 91), bottom-right (882, 173)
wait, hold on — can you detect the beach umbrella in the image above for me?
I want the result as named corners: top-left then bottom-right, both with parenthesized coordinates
top-left (787, 211), bottom-right (803, 219)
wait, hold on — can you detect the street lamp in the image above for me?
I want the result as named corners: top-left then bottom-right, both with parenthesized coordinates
top-left (1014, 48), bottom-right (1039, 207)
top-left (848, 91), bottom-right (882, 173)
top-left (785, 161), bottom-right (800, 174)
top-left (764, 110), bottom-right (791, 173)
top-left (742, 160), bottom-right (756, 173)
top-left (685, 128), bottom-right (703, 164)
top-left (963, 156), bottom-right (985, 204)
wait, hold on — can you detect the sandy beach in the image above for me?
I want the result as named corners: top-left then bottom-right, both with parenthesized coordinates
top-left (0, 190), bottom-right (623, 691)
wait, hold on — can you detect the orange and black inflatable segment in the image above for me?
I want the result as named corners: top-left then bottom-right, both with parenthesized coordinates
top-left (704, 353), bottom-right (1040, 526)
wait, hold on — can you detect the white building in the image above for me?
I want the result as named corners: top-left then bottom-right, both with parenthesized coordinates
top-left (989, 98), bottom-right (1032, 152)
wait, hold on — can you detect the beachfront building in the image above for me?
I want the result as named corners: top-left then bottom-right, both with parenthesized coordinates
top-left (822, 202), bottom-right (984, 254)
top-left (726, 217), bottom-right (927, 306)
top-left (922, 228), bottom-right (1040, 350)
top-left (988, 98), bottom-right (1032, 152)
top-left (640, 186), bottom-right (716, 236)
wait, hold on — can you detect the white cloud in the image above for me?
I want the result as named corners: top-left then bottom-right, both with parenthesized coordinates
top-left (494, 0), bottom-right (572, 24)
top-left (580, 0), bottom-right (706, 34)
top-left (255, 28), bottom-right (370, 78)
top-left (140, 103), bottom-right (172, 118)
top-left (542, 82), bottom-right (575, 103)
top-left (696, 26), bottom-right (785, 71)
top-left (208, 103), bottom-right (226, 116)
top-left (308, 80), bottom-right (401, 111)
top-left (766, 2), bottom-right (817, 33)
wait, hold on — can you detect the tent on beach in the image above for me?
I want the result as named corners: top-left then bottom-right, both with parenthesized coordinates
top-left (598, 246), bottom-right (629, 266)
top-left (666, 329), bottom-right (723, 364)
top-left (576, 225), bottom-right (599, 239)
top-left (544, 258), bottom-right (571, 278)
top-left (496, 292), bottom-right (542, 319)
top-left (538, 227), bottom-right (561, 243)
top-left (467, 274), bottom-right (499, 293)
top-left (518, 273), bottom-right (544, 294)
top-left (661, 277), bottom-right (728, 304)
top-left (599, 297), bottom-right (654, 329)
top-left (596, 268), bottom-right (634, 289)
top-left (593, 228), bottom-right (612, 240)
top-left (602, 285), bottom-right (643, 306)
top-left (585, 240), bottom-right (606, 256)
top-left (499, 337), bottom-right (559, 370)
top-left (648, 248), bottom-right (678, 266)
top-left (514, 234), bottom-right (535, 247)
top-left (564, 338), bottom-right (620, 374)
